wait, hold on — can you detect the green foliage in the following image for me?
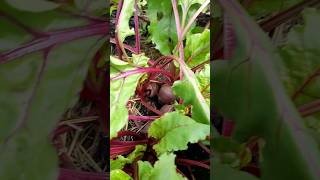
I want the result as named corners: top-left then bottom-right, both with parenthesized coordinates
top-left (5, 0), bottom-right (59, 12)
top-left (215, 0), bottom-right (320, 179)
top-left (185, 29), bottom-right (210, 68)
top-left (110, 169), bottom-right (132, 180)
top-left (111, 0), bottom-right (210, 178)
top-left (213, 163), bottom-right (259, 180)
top-left (279, 9), bottom-right (320, 106)
top-left (111, 145), bottom-right (147, 170)
top-left (147, 0), bottom-right (177, 55)
top-left (148, 112), bottom-right (209, 155)
top-left (0, 1), bottom-right (105, 179)
top-left (172, 61), bottom-right (210, 125)
top-left (245, 0), bottom-right (303, 18)
top-left (213, 137), bottom-right (252, 169)
top-left (138, 153), bottom-right (186, 180)
top-left (195, 64), bottom-right (210, 106)
top-left (110, 55), bottom-right (149, 139)
top-left (117, 0), bottom-right (135, 43)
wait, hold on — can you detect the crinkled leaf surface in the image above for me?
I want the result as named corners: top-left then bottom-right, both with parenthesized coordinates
top-left (185, 29), bottom-right (210, 68)
top-left (0, 1), bottom-right (106, 179)
top-left (110, 54), bottom-right (149, 139)
top-left (215, 0), bottom-right (320, 179)
top-left (138, 153), bottom-right (186, 180)
top-left (148, 112), bottom-right (209, 155)
top-left (117, 0), bottom-right (135, 43)
top-left (110, 169), bottom-right (132, 180)
top-left (111, 145), bottom-right (146, 170)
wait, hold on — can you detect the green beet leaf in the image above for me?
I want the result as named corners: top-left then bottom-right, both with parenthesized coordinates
top-left (111, 145), bottom-right (147, 170)
top-left (147, 0), bottom-right (177, 55)
top-left (213, 136), bottom-right (252, 169)
top-left (185, 29), bottom-right (210, 68)
top-left (110, 169), bottom-right (132, 180)
top-left (279, 9), bottom-right (320, 107)
top-left (195, 64), bottom-right (210, 106)
top-left (138, 153), bottom-right (186, 180)
top-left (117, 0), bottom-right (135, 43)
top-left (5, 0), bottom-right (59, 12)
top-left (278, 8), bottom-right (320, 155)
top-left (215, 0), bottom-right (320, 179)
top-left (148, 112), bottom-right (209, 155)
top-left (172, 60), bottom-right (210, 124)
top-left (110, 54), bottom-right (149, 139)
top-left (244, 0), bottom-right (303, 19)
top-left (213, 162), bottom-right (259, 180)
top-left (0, 2), bottom-right (106, 179)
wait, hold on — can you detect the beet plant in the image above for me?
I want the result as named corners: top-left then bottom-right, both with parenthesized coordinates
top-left (110, 0), bottom-right (211, 179)
top-left (213, 0), bottom-right (320, 179)
top-left (0, 0), bottom-right (107, 179)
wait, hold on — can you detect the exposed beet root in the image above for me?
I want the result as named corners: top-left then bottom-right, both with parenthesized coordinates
top-left (158, 84), bottom-right (175, 104)
top-left (145, 83), bottom-right (159, 97)
top-left (160, 104), bottom-right (174, 113)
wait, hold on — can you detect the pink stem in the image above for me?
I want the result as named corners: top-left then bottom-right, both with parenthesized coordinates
top-left (222, 119), bottom-right (234, 137)
top-left (139, 98), bottom-right (163, 116)
top-left (176, 158), bottom-right (210, 170)
top-left (171, 0), bottom-right (185, 79)
top-left (117, 130), bottom-right (144, 138)
top-left (0, 23), bottom-right (107, 64)
top-left (111, 67), bottom-right (174, 81)
top-left (110, 38), bottom-right (137, 53)
top-left (134, 0), bottom-right (141, 53)
top-left (129, 115), bottom-right (159, 121)
top-left (111, 140), bottom-right (148, 146)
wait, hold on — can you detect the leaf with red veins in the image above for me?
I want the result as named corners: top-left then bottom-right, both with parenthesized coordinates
top-left (0, 4), bottom-right (106, 179)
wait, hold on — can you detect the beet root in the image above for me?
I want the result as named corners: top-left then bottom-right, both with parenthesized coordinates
top-left (158, 84), bottom-right (175, 104)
